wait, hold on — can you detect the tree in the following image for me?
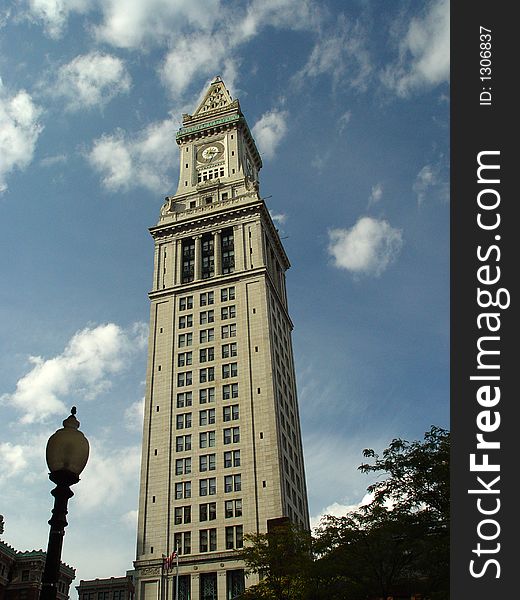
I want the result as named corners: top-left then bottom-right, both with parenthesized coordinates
top-left (315, 426), bottom-right (450, 600)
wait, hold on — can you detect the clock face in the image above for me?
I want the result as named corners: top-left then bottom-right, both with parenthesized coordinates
top-left (197, 141), bottom-right (224, 164)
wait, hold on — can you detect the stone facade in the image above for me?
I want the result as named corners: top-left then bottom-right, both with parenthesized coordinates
top-left (134, 77), bottom-right (309, 600)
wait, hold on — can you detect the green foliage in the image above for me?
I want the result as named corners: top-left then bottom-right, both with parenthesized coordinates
top-left (239, 427), bottom-right (449, 600)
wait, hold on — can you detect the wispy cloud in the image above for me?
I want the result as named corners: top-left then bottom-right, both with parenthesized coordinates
top-left (368, 183), bottom-right (383, 206)
top-left (1, 323), bottom-right (147, 423)
top-left (252, 110), bottom-right (288, 161)
top-left (382, 0), bottom-right (449, 97)
top-left (49, 52), bottom-right (131, 111)
top-left (0, 81), bottom-right (43, 193)
top-left (328, 216), bottom-right (403, 276)
top-left (88, 119), bottom-right (177, 192)
top-left (413, 157), bottom-right (449, 204)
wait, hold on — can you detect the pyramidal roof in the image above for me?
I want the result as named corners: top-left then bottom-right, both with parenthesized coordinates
top-left (192, 76), bottom-right (235, 117)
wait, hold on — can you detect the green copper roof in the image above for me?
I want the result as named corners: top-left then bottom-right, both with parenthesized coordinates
top-left (176, 114), bottom-right (241, 139)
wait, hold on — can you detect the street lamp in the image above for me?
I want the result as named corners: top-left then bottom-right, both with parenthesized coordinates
top-left (40, 407), bottom-right (89, 600)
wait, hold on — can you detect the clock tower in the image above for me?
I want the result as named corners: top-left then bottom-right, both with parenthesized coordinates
top-left (134, 77), bottom-right (309, 600)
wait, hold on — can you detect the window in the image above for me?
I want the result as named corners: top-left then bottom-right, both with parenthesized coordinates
top-left (223, 427), bottom-right (240, 445)
top-left (175, 457), bottom-right (191, 475)
top-left (199, 502), bottom-right (217, 522)
top-left (176, 412), bottom-right (192, 430)
top-left (178, 333), bottom-right (193, 347)
top-left (173, 531), bottom-right (191, 555)
top-left (199, 387), bottom-right (215, 404)
top-left (177, 352), bottom-right (192, 367)
top-left (222, 343), bottom-right (237, 358)
top-left (175, 481), bottom-right (191, 499)
top-left (221, 305), bottom-right (236, 320)
top-left (176, 435), bottom-right (192, 452)
top-left (179, 296), bottom-right (193, 310)
top-left (221, 228), bottom-right (235, 274)
top-left (199, 431), bottom-right (216, 448)
top-left (200, 347), bottom-right (215, 362)
top-left (225, 525), bottom-right (243, 549)
top-left (178, 314), bottom-right (193, 329)
top-left (199, 408), bottom-right (216, 426)
top-left (221, 324), bottom-right (237, 338)
top-left (222, 363), bottom-right (238, 378)
top-left (223, 405), bottom-right (239, 421)
top-left (225, 499), bottom-right (242, 519)
top-left (200, 291), bottom-right (214, 306)
top-left (221, 286), bottom-right (236, 302)
top-left (223, 383), bottom-right (239, 400)
top-left (200, 310), bottom-right (214, 325)
top-left (199, 529), bottom-right (217, 552)
top-left (226, 570), bottom-right (245, 599)
top-left (176, 392), bottom-right (192, 408)
top-left (224, 474), bottom-right (241, 492)
top-left (223, 450), bottom-right (240, 468)
top-left (200, 328), bottom-right (215, 343)
top-left (174, 506), bottom-right (191, 525)
top-left (199, 453), bottom-right (216, 472)
top-left (182, 239), bottom-right (195, 283)
top-left (199, 367), bottom-right (215, 383)
top-left (199, 477), bottom-right (216, 496)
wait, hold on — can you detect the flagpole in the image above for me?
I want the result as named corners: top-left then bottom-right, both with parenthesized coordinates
top-left (160, 555), bottom-right (165, 600)
top-left (175, 544), bottom-right (179, 600)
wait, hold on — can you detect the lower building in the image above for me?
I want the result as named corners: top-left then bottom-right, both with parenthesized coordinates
top-left (76, 574), bottom-right (135, 600)
top-left (0, 540), bottom-right (75, 600)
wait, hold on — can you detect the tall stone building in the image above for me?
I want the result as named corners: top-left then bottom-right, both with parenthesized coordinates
top-left (134, 77), bottom-right (309, 600)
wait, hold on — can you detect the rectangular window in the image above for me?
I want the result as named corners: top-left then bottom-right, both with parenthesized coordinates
top-left (178, 333), bottom-right (193, 347)
top-left (179, 296), bottom-right (193, 310)
top-left (199, 431), bottom-right (216, 448)
top-left (201, 234), bottom-right (215, 279)
top-left (222, 363), bottom-right (238, 379)
top-left (181, 239), bottom-right (195, 283)
top-left (225, 499), bottom-right (242, 518)
top-left (199, 408), bottom-right (216, 426)
top-left (200, 328), bottom-right (215, 343)
top-left (200, 310), bottom-right (214, 325)
top-left (223, 450), bottom-right (240, 468)
top-left (176, 392), bottom-right (193, 408)
top-left (225, 526), bottom-right (243, 550)
top-left (221, 324), bottom-right (237, 338)
top-left (226, 570), bottom-right (245, 600)
top-left (199, 529), bottom-right (217, 553)
top-left (222, 383), bottom-right (239, 400)
top-left (224, 474), bottom-right (241, 493)
top-left (199, 453), bottom-right (216, 472)
top-left (199, 502), bottom-right (217, 522)
top-left (199, 367), bottom-right (215, 383)
top-left (221, 305), bottom-right (236, 320)
top-left (174, 532), bottom-right (191, 555)
top-left (199, 347), bottom-right (215, 363)
top-left (176, 413), bottom-right (192, 429)
top-left (223, 427), bottom-right (240, 445)
top-left (221, 228), bottom-right (235, 274)
top-left (177, 351), bottom-right (193, 367)
top-left (174, 506), bottom-right (191, 525)
top-left (175, 457), bottom-right (191, 475)
top-left (221, 342), bottom-right (237, 358)
top-left (200, 291), bottom-right (214, 306)
top-left (223, 405), bottom-right (239, 422)
top-left (175, 435), bottom-right (192, 452)
top-left (221, 287), bottom-right (236, 302)
top-left (199, 387), bottom-right (215, 404)
top-left (178, 314), bottom-right (193, 329)
top-left (175, 481), bottom-right (191, 499)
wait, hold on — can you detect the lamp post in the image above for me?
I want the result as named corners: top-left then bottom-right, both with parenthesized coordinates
top-left (40, 407), bottom-right (89, 600)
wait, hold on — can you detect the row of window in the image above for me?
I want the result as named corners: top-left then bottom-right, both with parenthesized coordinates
top-left (177, 342), bottom-right (237, 365)
top-left (174, 450), bottom-right (241, 475)
top-left (173, 474), bottom-right (242, 499)
top-left (176, 405), bottom-right (239, 429)
top-left (173, 525), bottom-right (243, 555)
top-left (176, 383), bottom-right (239, 408)
top-left (154, 570), bottom-right (243, 600)
top-left (178, 324), bottom-right (236, 346)
top-left (178, 306), bottom-right (236, 328)
top-left (179, 287), bottom-right (235, 311)
top-left (175, 427), bottom-right (240, 451)
top-left (174, 499), bottom-right (242, 525)
top-left (176, 363), bottom-right (238, 386)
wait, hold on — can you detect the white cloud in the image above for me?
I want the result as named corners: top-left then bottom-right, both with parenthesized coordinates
top-left (40, 153), bottom-right (67, 167)
top-left (328, 216), bottom-right (403, 276)
top-left (382, 0), bottom-right (449, 97)
top-left (413, 159), bottom-right (449, 204)
top-left (368, 183), bottom-right (383, 206)
top-left (310, 494), bottom-right (374, 530)
top-left (52, 52), bottom-right (131, 111)
top-left (76, 442), bottom-right (140, 512)
top-left (88, 119), bottom-right (177, 192)
top-left (270, 212), bottom-right (287, 226)
top-left (1, 323), bottom-right (147, 424)
top-left (338, 110), bottom-right (352, 134)
top-left (121, 509), bottom-right (138, 528)
top-left (0, 442), bottom-right (28, 479)
top-left (0, 81), bottom-right (43, 193)
top-left (124, 397), bottom-right (144, 431)
top-left (252, 110), bottom-right (288, 160)
top-left (26, 0), bottom-right (91, 39)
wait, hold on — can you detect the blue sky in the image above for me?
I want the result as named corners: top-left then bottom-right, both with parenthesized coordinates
top-left (0, 0), bottom-right (449, 589)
